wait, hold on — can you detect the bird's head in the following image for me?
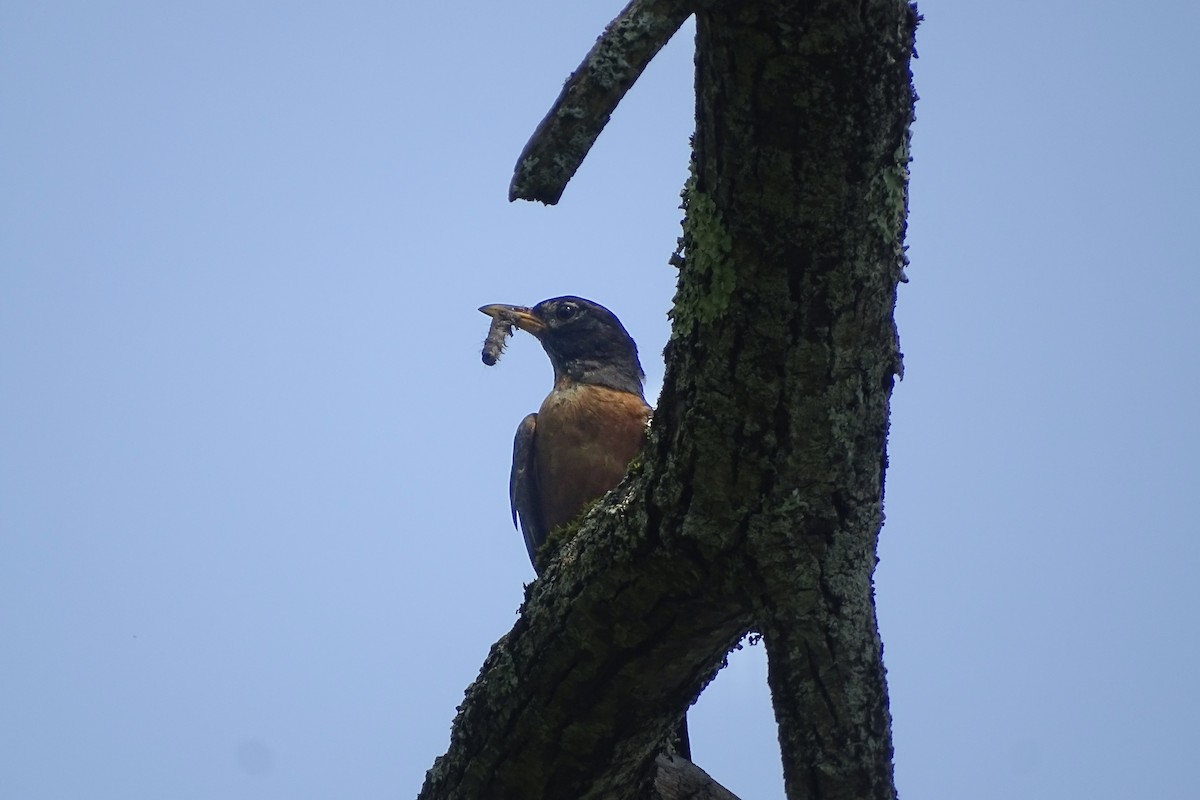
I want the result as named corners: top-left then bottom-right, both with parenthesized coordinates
top-left (479, 296), bottom-right (645, 397)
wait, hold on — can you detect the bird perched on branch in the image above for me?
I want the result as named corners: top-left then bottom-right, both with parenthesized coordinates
top-left (478, 295), bottom-right (690, 758)
top-left (479, 296), bottom-right (652, 566)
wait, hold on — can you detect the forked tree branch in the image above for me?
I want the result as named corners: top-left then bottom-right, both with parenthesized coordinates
top-left (425, 1), bottom-right (918, 798)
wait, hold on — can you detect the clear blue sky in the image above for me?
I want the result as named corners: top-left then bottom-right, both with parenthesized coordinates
top-left (3, 2), bottom-right (1197, 798)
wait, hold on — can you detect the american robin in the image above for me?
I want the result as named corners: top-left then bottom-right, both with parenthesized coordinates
top-left (478, 296), bottom-right (652, 568)
top-left (479, 296), bottom-right (691, 758)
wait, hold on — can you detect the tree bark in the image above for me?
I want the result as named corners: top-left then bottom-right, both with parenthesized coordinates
top-left (419, 1), bottom-right (917, 798)
top-left (672, 2), bottom-right (918, 797)
top-left (509, 0), bottom-right (695, 204)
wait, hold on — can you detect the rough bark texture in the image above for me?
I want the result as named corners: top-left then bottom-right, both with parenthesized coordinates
top-left (509, 0), bottom-right (695, 204)
top-left (670, 2), bottom-right (918, 796)
top-left (419, 1), bottom-right (916, 798)
top-left (419, 478), bottom-right (754, 800)
top-left (653, 754), bottom-right (742, 800)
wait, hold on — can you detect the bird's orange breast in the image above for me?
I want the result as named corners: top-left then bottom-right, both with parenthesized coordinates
top-left (534, 383), bottom-right (651, 534)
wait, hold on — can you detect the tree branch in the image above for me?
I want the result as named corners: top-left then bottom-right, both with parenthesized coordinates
top-left (509, 0), bottom-right (695, 204)
top-left (653, 754), bottom-right (743, 800)
top-left (418, 479), bottom-right (753, 800)
top-left (682, 2), bottom-right (918, 795)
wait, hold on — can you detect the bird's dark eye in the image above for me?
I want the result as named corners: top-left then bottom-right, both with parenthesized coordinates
top-left (555, 303), bottom-right (578, 321)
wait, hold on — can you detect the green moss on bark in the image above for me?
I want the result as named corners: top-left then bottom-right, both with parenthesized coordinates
top-left (670, 178), bottom-right (736, 339)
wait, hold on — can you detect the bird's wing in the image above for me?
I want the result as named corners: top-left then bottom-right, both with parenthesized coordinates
top-left (510, 413), bottom-right (546, 568)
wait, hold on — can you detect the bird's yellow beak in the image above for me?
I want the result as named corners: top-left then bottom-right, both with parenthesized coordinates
top-left (478, 304), bottom-right (546, 335)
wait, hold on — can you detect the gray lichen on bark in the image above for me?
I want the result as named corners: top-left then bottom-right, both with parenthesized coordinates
top-left (509, 0), bottom-right (696, 203)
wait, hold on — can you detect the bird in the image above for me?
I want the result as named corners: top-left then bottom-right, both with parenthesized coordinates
top-left (478, 296), bottom-right (652, 567)
top-left (478, 296), bottom-right (691, 759)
